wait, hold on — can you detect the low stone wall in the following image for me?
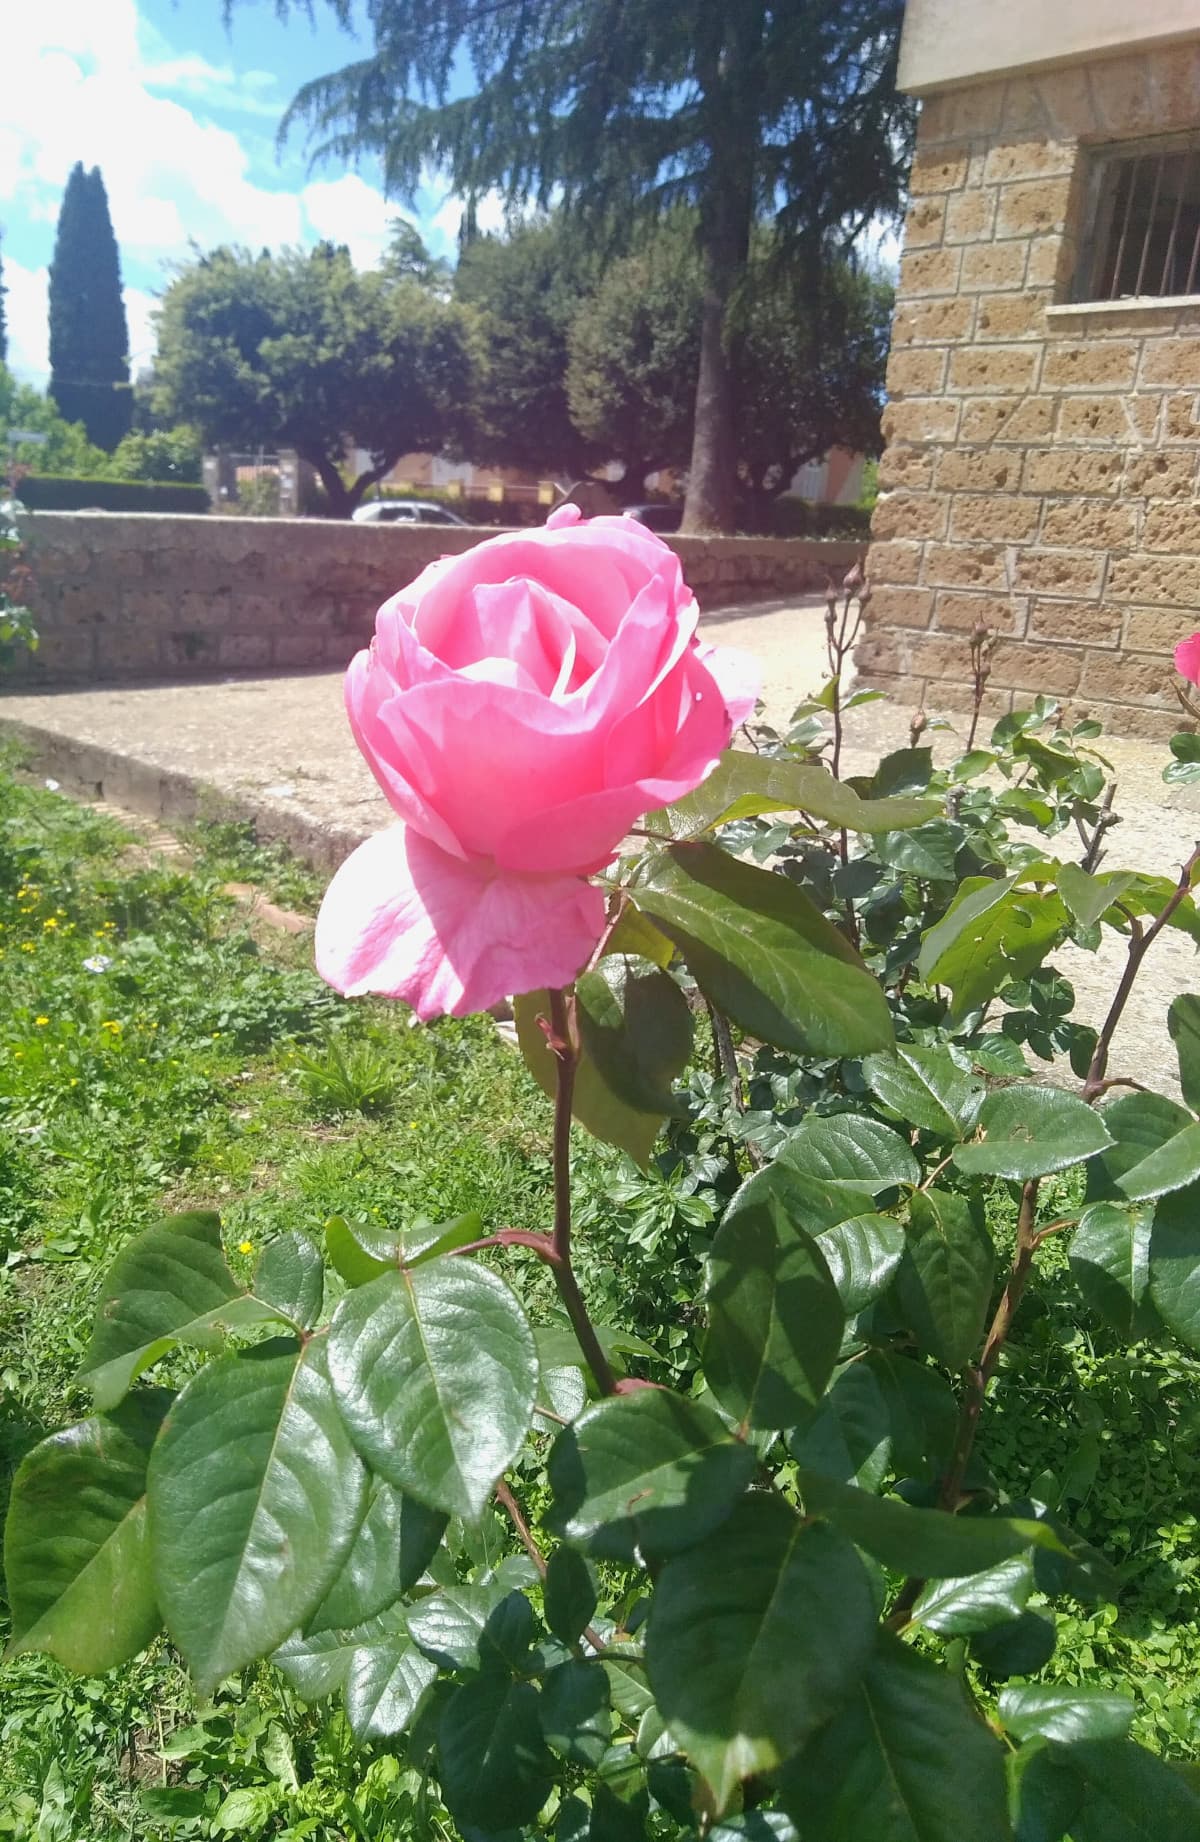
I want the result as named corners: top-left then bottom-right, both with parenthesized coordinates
top-left (4, 513), bottom-right (861, 687)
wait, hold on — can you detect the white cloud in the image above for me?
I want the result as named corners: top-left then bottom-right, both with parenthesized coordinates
top-left (1, 20), bottom-right (309, 268)
top-left (3, 259), bottom-right (50, 384)
top-left (860, 218), bottom-right (901, 279)
top-left (141, 52), bottom-right (287, 118)
top-left (0, 1), bottom-right (492, 383)
top-left (302, 174), bottom-right (407, 270)
top-left (2, 255), bottom-right (157, 387)
top-left (426, 187), bottom-right (509, 256)
top-left (0, 6), bottom-right (373, 295)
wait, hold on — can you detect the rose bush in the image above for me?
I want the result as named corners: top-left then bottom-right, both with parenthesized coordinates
top-left (12, 569), bottom-right (1200, 1842)
top-left (315, 506), bottom-right (756, 1018)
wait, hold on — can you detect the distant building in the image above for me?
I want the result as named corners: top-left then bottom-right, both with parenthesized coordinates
top-left (789, 447), bottom-right (868, 506)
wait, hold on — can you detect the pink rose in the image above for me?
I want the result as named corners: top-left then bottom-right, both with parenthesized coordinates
top-left (1176, 633), bottom-right (1200, 686)
top-left (316, 507), bottom-right (758, 1019)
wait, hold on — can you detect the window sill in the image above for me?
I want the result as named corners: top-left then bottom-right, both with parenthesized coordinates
top-left (1047, 295), bottom-right (1200, 322)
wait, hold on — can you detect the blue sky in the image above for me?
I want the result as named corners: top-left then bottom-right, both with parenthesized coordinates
top-left (1, 0), bottom-right (495, 385)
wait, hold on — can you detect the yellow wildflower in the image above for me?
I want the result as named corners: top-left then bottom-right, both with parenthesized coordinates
top-left (100, 1020), bottom-right (122, 1035)
top-left (34, 1016), bottom-right (49, 1027)
top-left (42, 917), bottom-right (57, 930)
top-left (237, 1240), bottom-right (254, 1255)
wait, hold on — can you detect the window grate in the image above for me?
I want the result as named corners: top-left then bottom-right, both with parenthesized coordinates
top-left (1080, 138), bottom-right (1200, 302)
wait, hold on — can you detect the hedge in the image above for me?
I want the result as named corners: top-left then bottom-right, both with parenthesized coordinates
top-left (16, 476), bottom-right (210, 514)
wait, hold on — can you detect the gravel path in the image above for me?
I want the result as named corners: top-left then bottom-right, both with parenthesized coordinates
top-left (1, 592), bottom-right (1197, 1088)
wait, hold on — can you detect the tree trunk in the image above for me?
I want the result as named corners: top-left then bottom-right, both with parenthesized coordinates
top-left (683, 228), bottom-right (743, 535)
top-left (682, 16), bottom-right (758, 536)
top-left (312, 455), bottom-right (354, 519)
top-left (309, 453), bottom-right (397, 518)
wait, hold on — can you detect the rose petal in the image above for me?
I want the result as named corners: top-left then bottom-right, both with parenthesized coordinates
top-left (314, 825), bottom-right (606, 1020)
top-left (352, 567), bottom-right (694, 861)
top-left (344, 649), bottom-right (466, 858)
top-left (402, 515), bottom-right (690, 657)
top-left (498, 651), bottom-right (735, 872)
top-left (1176, 632), bottom-right (1200, 688)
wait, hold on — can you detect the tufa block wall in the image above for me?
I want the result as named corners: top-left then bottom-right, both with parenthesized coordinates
top-left (862, 42), bottom-right (1200, 739)
top-left (2, 514), bottom-right (862, 689)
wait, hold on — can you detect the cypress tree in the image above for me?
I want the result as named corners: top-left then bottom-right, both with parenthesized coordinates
top-left (48, 163), bottom-right (132, 449)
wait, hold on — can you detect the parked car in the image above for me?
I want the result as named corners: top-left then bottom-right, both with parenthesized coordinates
top-left (352, 499), bottom-right (472, 526)
top-left (623, 503), bottom-right (683, 533)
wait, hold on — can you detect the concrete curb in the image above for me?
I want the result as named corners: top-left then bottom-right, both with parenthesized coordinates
top-left (0, 714), bottom-right (365, 874)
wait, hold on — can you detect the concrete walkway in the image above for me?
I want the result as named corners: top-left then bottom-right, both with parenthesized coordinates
top-left (1, 592), bottom-right (1198, 1087)
top-left (0, 598), bottom-right (837, 868)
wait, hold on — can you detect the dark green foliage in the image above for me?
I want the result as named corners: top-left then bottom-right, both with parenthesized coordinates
top-left (154, 242), bottom-right (476, 516)
top-left (15, 475), bottom-right (209, 512)
top-left (48, 164), bottom-right (132, 451)
top-left (224, 0), bottom-right (913, 529)
top-left (780, 1635), bottom-right (1010, 1842)
top-left (105, 425), bottom-right (203, 483)
top-left (454, 215), bottom-right (606, 477)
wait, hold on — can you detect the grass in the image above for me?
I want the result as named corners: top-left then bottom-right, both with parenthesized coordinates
top-left (980, 1179), bottom-right (1200, 1758)
top-left (0, 767), bottom-right (574, 1839)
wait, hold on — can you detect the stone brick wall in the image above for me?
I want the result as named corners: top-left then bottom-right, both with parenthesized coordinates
top-left (862, 41), bottom-right (1200, 738)
top-left (3, 514), bottom-right (861, 688)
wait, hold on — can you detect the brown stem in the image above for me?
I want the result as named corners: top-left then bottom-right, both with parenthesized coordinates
top-left (584, 890), bottom-right (628, 974)
top-left (965, 624), bottom-right (994, 752)
top-left (495, 1478), bottom-right (614, 1657)
top-left (1083, 841), bottom-right (1200, 1099)
top-left (891, 843), bottom-right (1200, 1631)
top-left (495, 1479), bottom-right (547, 1579)
top-left (977, 1179), bottom-right (1041, 1392)
top-left (1079, 781), bottom-right (1118, 874)
top-left (708, 998), bottom-right (745, 1112)
top-left (1173, 679), bottom-right (1200, 722)
top-left (887, 1178), bottom-right (1041, 1630)
top-left (943, 1179), bottom-right (1041, 1506)
top-left (547, 988), bottom-right (618, 1396)
top-left (707, 997), bottom-right (763, 1173)
top-left (1031, 1216), bottom-right (1079, 1247)
top-left (825, 580), bottom-right (864, 790)
top-left (449, 1228), bottom-right (556, 1260)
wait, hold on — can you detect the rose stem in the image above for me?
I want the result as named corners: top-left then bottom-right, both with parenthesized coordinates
top-left (547, 987), bottom-right (618, 1397)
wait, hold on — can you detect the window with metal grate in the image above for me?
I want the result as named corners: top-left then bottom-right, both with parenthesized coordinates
top-left (1076, 135), bottom-right (1200, 303)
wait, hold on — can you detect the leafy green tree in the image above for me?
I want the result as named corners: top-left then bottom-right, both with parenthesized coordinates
top-left (382, 218), bottom-right (451, 294)
top-left (227, 0), bottom-right (911, 532)
top-left (566, 223), bottom-right (892, 517)
top-left (107, 425), bottom-right (203, 484)
top-left (732, 260), bottom-right (893, 529)
top-left (0, 366), bottom-right (113, 476)
top-left (454, 216), bottom-right (606, 480)
top-left (565, 217), bottom-right (701, 495)
top-left (153, 243), bottom-right (477, 517)
top-left (47, 163), bottom-right (132, 451)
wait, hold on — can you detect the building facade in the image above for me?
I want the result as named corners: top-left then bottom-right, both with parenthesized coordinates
top-left (861, 2), bottom-right (1200, 737)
